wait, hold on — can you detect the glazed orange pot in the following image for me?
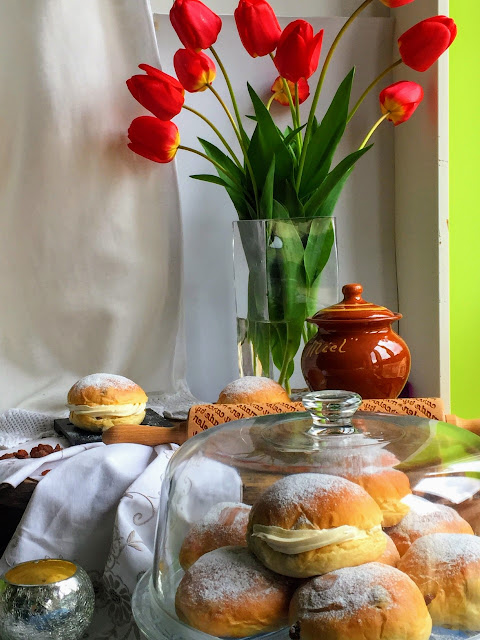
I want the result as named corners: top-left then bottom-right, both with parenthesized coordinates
top-left (301, 283), bottom-right (411, 399)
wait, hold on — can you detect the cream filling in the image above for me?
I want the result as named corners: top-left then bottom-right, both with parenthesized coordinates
top-left (252, 524), bottom-right (382, 555)
top-left (67, 403), bottom-right (146, 418)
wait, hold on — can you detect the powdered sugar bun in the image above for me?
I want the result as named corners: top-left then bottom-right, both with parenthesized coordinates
top-left (289, 562), bottom-right (432, 640)
top-left (217, 376), bottom-right (291, 404)
top-left (386, 494), bottom-right (473, 556)
top-left (67, 373), bottom-right (147, 432)
top-left (397, 533), bottom-right (480, 630)
top-left (247, 473), bottom-right (386, 578)
top-left (179, 502), bottom-right (251, 569)
top-left (340, 465), bottom-right (411, 527)
top-left (175, 546), bottom-right (294, 638)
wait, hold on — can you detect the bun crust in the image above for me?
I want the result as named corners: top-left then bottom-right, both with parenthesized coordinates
top-left (386, 495), bottom-right (474, 556)
top-left (175, 546), bottom-right (293, 638)
top-left (217, 376), bottom-right (290, 404)
top-left (341, 467), bottom-right (411, 527)
top-left (397, 533), bottom-right (480, 630)
top-left (289, 562), bottom-right (432, 640)
top-left (179, 502), bottom-right (251, 570)
top-left (67, 373), bottom-right (147, 432)
top-left (247, 473), bottom-right (385, 578)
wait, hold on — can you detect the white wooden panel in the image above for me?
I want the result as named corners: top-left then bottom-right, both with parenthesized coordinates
top-left (393, 0), bottom-right (450, 405)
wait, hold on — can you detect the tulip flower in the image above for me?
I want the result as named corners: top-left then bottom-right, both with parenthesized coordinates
top-left (379, 80), bottom-right (424, 125)
top-left (379, 0), bottom-right (415, 6)
top-left (234, 0), bottom-right (282, 57)
top-left (398, 16), bottom-right (457, 72)
top-left (174, 49), bottom-right (216, 92)
top-left (126, 64), bottom-right (185, 120)
top-left (271, 76), bottom-right (310, 106)
top-left (128, 117), bottom-right (180, 163)
top-left (274, 20), bottom-right (324, 84)
top-left (170, 0), bottom-right (222, 51)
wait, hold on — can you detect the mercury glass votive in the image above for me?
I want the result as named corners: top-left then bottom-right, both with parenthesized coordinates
top-left (0, 559), bottom-right (95, 640)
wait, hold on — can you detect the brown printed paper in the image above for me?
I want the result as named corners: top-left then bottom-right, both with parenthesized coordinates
top-left (187, 397), bottom-right (446, 436)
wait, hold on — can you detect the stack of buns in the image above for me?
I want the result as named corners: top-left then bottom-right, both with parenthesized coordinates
top-left (175, 465), bottom-right (480, 639)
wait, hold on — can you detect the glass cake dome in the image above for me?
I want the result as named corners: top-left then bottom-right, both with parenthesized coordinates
top-left (132, 391), bottom-right (480, 640)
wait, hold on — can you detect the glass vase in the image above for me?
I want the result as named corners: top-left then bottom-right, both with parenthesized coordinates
top-left (233, 217), bottom-right (338, 395)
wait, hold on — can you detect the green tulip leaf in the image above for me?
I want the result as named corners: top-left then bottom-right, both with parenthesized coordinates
top-left (304, 218), bottom-right (336, 286)
top-left (198, 138), bottom-right (245, 187)
top-left (272, 199), bottom-right (290, 219)
top-left (304, 146), bottom-right (372, 218)
top-left (300, 68), bottom-right (355, 198)
top-left (260, 157), bottom-right (276, 220)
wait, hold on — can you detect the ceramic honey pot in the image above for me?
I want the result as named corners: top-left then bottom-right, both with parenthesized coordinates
top-left (301, 283), bottom-right (411, 399)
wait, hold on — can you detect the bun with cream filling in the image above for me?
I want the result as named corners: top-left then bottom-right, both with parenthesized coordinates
top-left (67, 373), bottom-right (147, 432)
top-left (247, 473), bottom-right (386, 578)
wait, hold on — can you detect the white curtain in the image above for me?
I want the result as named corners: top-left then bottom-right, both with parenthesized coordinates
top-left (0, 0), bottom-right (186, 413)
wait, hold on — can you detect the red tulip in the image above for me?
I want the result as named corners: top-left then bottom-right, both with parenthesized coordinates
top-left (170, 0), bottom-right (222, 51)
top-left (398, 16), bottom-right (457, 72)
top-left (128, 117), bottom-right (180, 163)
top-left (234, 0), bottom-right (282, 57)
top-left (274, 20), bottom-right (324, 83)
top-left (174, 49), bottom-right (216, 92)
top-left (379, 81), bottom-right (424, 126)
top-left (271, 76), bottom-right (310, 106)
top-left (379, 0), bottom-right (415, 7)
top-left (126, 64), bottom-right (184, 120)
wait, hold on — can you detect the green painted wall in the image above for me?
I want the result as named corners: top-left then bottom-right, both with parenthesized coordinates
top-left (450, 1), bottom-right (480, 417)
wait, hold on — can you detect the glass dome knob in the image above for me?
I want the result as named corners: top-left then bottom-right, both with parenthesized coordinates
top-left (302, 390), bottom-right (362, 436)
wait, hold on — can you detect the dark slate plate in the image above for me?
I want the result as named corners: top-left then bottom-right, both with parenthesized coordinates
top-left (54, 408), bottom-right (173, 446)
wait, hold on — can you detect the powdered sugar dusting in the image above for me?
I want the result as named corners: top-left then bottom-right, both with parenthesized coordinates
top-left (295, 563), bottom-right (397, 621)
top-left (219, 376), bottom-right (287, 397)
top-left (190, 502), bottom-right (250, 536)
top-left (404, 533), bottom-right (480, 567)
top-left (72, 373), bottom-right (138, 391)
top-left (178, 546), bottom-right (288, 605)
top-left (389, 495), bottom-right (466, 536)
top-left (258, 473), bottom-right (368, 516)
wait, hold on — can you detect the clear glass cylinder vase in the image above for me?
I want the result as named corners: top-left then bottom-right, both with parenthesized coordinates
top-left (233, 217), bottom-right (338, 395)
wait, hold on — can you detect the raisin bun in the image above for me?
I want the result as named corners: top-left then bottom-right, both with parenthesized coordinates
top-left (175, 546), bottom-right (294, 638)
top-left (67, 373), bottom-right (147, 432)
top-left (289, 563), bottom-right (432, 640)
top-left (179, 502), bottom-right (251, 570)
top-left (217, 376), bottom-right (291, 404)
top-left (247, 473), bottom-right (386, 578)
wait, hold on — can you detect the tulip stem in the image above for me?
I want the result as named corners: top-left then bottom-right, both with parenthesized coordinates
top-left (207, 83), bottom-right (259, 215)
top-left (359, 113), bottom-right (389, 149)
top-left (295, 0), bottom-right (374, 190)
top-left (348, 58), bottom-right (403, 123)
top-left (269, 53), bottom-right (299, 144)
top-left (178, 145), bottom-right (245, 191)
top-left (182, 105), bottom-right (243, 169)
top-left (209, 46), bottom-right (244, 135)
top-left (266, 94), bottom-right (278, 111)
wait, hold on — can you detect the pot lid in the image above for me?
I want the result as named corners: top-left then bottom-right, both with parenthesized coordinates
top-left (308, 283), bottom-right (402, 323)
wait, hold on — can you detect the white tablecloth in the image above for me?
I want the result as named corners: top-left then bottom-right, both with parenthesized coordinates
top-left (0, 438), bottom-right (243, 639)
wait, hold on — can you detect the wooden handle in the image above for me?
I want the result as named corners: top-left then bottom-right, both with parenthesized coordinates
top-left (102, 423), bottom-right (188, 446)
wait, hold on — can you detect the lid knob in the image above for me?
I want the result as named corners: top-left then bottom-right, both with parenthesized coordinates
top-left (342, 283), bottom-right (364, 303)
top-left (302, 390), bottom-right (362, 436)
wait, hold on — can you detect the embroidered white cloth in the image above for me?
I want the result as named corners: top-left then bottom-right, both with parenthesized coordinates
top-left (0, 443), bottom-right (243, 640)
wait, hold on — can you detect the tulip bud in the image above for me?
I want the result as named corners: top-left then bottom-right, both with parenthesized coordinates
top-left (174, 49), bottom-right (216, 92)
top-left (398, 15), bottom-right (457, 72)
top-left (128, 117), bottom-right (180, 163)
top-left (234, 0), bottom-right (282, 57)
top-left (379, 0), bottom-right (415, 7)
top-left (271, 76), bottom-right (310, 106)
top-left (127, 64), bottom-right (185, 120)
top-left (379, 80), bottom-right (424, 126)
top-left (274, 20), bottom-right (324, 84)
top-left (170, 0), bottom-right (222, 51)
